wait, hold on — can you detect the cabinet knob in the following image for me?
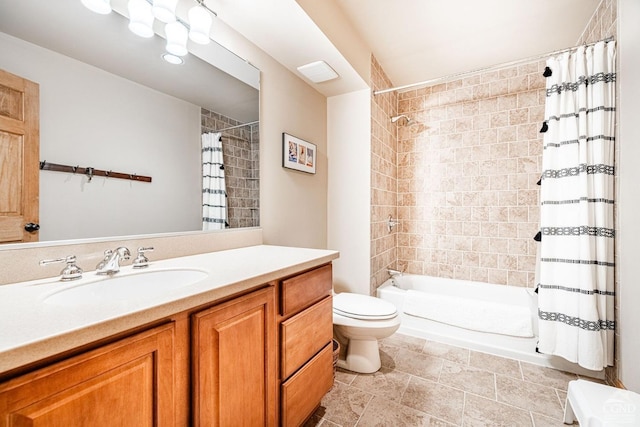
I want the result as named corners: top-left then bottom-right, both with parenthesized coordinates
top-left (25, 222), bottom-right (40, 233)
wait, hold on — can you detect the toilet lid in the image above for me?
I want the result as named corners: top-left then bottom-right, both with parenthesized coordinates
top-left (333, 293), bottom-right (397, 320)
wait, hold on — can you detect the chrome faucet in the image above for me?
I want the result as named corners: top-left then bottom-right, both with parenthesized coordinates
top-left (388, 267), bottom-right (405, 287)
top-left (96, 247), bottom-right (130, 275)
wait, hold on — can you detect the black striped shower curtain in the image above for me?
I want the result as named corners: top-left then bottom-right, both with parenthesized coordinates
top-left (537, 41), bottom-right (616, 371)
top-left (202, 132), bottom-right (228, 230)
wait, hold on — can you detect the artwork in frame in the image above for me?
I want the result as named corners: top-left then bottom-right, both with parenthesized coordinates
top-left (282, 133), bottom-right (316, 174)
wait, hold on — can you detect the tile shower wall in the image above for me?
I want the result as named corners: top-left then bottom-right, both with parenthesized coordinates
top-left (201, 109), bottom-right (260, 228)
top-left (370, 56), bottom-right (399, 295)
top-left (396, 62), bottom-right (546, 287)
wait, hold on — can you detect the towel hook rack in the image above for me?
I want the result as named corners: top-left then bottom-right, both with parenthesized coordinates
top-left (39, 161), bottom-right (152, 183)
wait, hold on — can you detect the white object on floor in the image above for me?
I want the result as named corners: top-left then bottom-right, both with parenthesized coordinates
top-left (333, 292), bottom-right (401, 374)
top-left (403, 289), bottom-right (533, 338)
top-left (564, 379), bottom-right (640, 426)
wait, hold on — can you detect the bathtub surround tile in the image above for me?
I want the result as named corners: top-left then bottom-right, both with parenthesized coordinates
top-left (402, 376), bottom-right (465, 425)
top-left (393, 51), bottom-right (545, 290)
top-left (463, 393), bottom-right (533, 426)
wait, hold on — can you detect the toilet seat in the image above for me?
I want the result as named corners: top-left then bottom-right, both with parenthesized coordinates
top-left (333, 292), bottom-right (397, 320)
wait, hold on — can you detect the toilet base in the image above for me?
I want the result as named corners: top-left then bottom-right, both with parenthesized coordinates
top-left (336, 338), bottom-right (381, 374)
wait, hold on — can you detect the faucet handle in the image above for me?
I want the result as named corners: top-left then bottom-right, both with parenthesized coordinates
top-left (96, 249), bottom-right (113, 271)
top-left (132, 247), bottom-right (154, 269)
top-left (40, 255), bottom-right (83, 281)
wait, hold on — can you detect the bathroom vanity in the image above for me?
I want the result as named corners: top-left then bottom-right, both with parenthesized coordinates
top-left (0, 245), bottom-right (338, 426)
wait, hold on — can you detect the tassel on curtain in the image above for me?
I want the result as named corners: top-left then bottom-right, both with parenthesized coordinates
top-left (537, 41), bottom-right (616, 371)
top-left (202, 132), bottom-right (228, 230)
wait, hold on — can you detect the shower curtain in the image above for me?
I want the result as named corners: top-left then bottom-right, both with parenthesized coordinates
top-left (202, 132), bottom-right (228, 230)
top-left (537, 41), bottom-right (616, 371)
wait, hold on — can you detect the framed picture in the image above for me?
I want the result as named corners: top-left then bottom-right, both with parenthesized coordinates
top-left (282, 133), bottom-right (316, 174)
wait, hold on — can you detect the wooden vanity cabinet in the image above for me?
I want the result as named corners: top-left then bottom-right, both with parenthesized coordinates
top-left (278, 264), bottom-right (334, 427)
top-left (0, 323), bottom-right (177, 427)
top-left (192, 286), bottom-right (276, 427)
top-left (0, 262), bottom-right (335, 427)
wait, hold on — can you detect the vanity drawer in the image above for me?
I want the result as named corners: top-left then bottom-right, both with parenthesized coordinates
top-left (280, 264), bottom-right (332, 317)
top-left (280, 343), bottom-right (333, 427)
top-left (280, 296), bottom-right (333, 379)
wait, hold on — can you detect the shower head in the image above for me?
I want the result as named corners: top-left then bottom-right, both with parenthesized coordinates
top-left (391, 114), bottom-right (412, 125)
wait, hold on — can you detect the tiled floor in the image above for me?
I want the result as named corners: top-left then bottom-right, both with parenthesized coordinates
top-left (306, 333), bottom-right (603, 426)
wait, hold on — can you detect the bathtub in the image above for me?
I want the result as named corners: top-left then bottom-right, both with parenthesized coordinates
top-left (377, 274), bottom-right (603, 378)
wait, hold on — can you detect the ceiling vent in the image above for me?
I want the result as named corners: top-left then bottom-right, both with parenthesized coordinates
top-left (297, 60), bottom-right (339, 83)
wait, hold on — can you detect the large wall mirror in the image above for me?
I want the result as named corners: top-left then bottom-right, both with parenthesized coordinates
top-left (0, 0), bottom-right (260, 245)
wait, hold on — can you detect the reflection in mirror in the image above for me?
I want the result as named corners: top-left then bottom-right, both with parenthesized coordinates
top-left (0, 0), bottom-right (260, 245)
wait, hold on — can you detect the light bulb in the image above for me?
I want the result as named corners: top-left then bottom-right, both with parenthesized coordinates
top-left (81, 0), bottom-right (112, 15)
top-left (152, 0), bottom-right (178, 23)
top-left (127, 0), bottom-right (154, 38)
top-left (165, 22), bottom-right (188, 57)
top-left (188, 5), bottom-right (212, 45)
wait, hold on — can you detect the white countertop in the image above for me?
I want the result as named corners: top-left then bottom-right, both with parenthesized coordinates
top-left (0, 245), bottom-right (339, 374)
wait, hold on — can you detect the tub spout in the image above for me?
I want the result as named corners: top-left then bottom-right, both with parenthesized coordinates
top-left (388, 268), bottom-right (404, 287)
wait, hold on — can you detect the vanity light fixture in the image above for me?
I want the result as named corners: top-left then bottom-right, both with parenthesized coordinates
top-left (165, 21), bottom-right (189, 56)
top-left (81, 0), bottom-right (216, 64)
top-left (187, 2), bottom-right (212, 45)
top-left (127, 0), bottom-right (154, 38)
top-left (152, 0), bottom-right (178, 23)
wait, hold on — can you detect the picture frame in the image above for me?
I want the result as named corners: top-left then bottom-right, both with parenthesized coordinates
top-left (282, 133), bottom-right (316, 174)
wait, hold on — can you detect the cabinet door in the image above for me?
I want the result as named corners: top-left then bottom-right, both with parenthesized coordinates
top-left (192, 287), bottom-right (276, 427)
top-left (0, 323), bottom-right (176, 427)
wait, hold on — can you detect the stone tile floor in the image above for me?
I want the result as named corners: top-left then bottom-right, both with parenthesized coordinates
top-left (306, 333), bottom-right (604, 426)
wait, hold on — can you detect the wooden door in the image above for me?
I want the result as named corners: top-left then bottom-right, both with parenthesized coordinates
top-left (0, 69), bottom-right (39, 243)
top-left (192, 287), bottom-right (276, 427)
top-left (0, 323), bottom-right (177, 427)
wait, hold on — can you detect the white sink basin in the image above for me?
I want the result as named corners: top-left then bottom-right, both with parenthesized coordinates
top-left (43, 268), bottom-right (209, 306)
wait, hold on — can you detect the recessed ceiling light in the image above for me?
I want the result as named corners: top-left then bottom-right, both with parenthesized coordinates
top-left (297, 60), bottom-right (339, 83)
top-left (162, 52), bottom-right (183, 65)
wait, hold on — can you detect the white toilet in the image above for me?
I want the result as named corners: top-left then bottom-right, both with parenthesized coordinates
top-left (332, 292), bottom-right (401, 374)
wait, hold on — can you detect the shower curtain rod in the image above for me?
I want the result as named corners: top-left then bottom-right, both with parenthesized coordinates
top-left (373, 36), bottom-right (615, 95)
top-left (213, 120), bottom-right (259, 133)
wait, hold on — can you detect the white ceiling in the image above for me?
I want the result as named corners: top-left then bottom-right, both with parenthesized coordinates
top-left (213, 0), bottom-right (602, 96)
top-left (333, 0), bottom-right (602, 89)
top-left (1, 0), bottom-right (603, 102)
